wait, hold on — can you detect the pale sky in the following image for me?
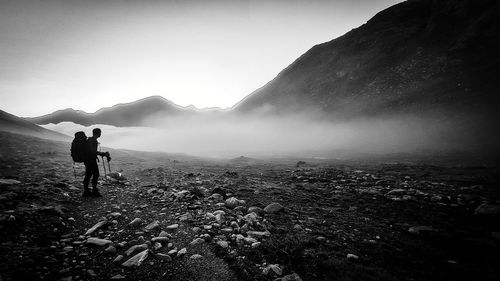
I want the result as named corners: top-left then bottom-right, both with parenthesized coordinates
top-left (0, 0), bottom-right (401, 117)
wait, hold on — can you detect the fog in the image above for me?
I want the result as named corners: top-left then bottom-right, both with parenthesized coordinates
top-left (42, 113), bottom-right (479, 159)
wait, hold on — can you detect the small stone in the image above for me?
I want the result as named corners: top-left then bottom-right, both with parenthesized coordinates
top-left (129, 218), bottom-right (143, 227)
top-left (151, 237), bottom-right (169, 243)
top-left (190, 254), bottom-right (202, 260)
top-left (86, 237), bottom-right (112, 247)
top-left (159, 231), bottom-right (171, 238)
top-left (104, 245), bottom-right (117, 254)
top-left (87, 269), bottom-right (97, 277)
top-left (244, 237), bottom-right (258, 244)
top-left (263, 264), bottom-right (282, 276)
top-left (156, 253), bottom-right (172, 262)
top-left (190, 238), bottom-right (205, 246)
top-left (248, 206), bottom-right (264, 215)
top-left (251, 242), bottom-right (261, 248)
top-left (216, 241), bottom-right (229, 248)
top-left (111, 274), bottom-right (126, 280)
top-left (113, 255), bottom-right (124, 263)
top-left (109, 212), bottom-right (122, 218)
top-left (347, 253), bottom-right (359, 260)
top-left (85, 221), bottom-right (107, 235)
top-left (387, 189), bottom-right (405, 195)
top-left (225, 197), bottom-right (245, 209)
top-left (264, 203), bottom-right (284, 214)
top-left (145, 220), bottom-right (160, 231)
top-left (177, 248), bottom-right (187, 256)
top-left (247, 230), bottom-right (271, 238)
top-left (166, 224), bottom-right (179, 230)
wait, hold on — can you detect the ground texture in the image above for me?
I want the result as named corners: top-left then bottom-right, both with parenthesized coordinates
top-left (1, 131), bottom-right (499, 281)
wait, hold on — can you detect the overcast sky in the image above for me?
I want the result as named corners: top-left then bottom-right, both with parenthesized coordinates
top-left (0, 0), bottom-right (401, 117)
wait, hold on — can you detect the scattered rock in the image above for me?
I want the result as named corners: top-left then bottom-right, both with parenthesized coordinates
top-left (166, 224), bottom-right (179, 230)
top-left (225, 197), bottom-right (245, 209)
top-left (190, 254), bottom-right (203, 260)
top-left (347, 253), bottom-right (359, 260)
top-left (264, 203), bottom-right (284, 214)
top-left (111, 274), bottom-right (126, 280)
top-left (156, 253), bottom-right (172, 262)
top-left (190, 238), bottom-right (205, 246)
top-left (177, 248), bottom-right (187, 256)
top-left (129, 218), bottom-right (143, 227)
top-left (216, 241), bottom-right (229, 248)
top-left (145, 220), bottom-right (160, 231)
top-left (86, 237), bottom-right (112, 247)
top-left (104, 245), bottom-right (117, 254)
top-left (113, 255), bottom-right (124, 263)
top-left (84, 221), bottom-right (107, 235)
top-left (263, 264), bottom-right (282, 276)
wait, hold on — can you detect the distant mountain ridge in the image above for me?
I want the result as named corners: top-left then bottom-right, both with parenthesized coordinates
top-left (232, 0), bottom-right (500, 117)
top-left (26, 96), bottom-right (222, 127)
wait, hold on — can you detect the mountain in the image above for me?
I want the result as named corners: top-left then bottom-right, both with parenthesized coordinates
top-left (26, 96), bottom-right (209, 127)
top-left (0, 109), bottom-right (70, 141)
top-left (232, 0), bottom-right (500, 118)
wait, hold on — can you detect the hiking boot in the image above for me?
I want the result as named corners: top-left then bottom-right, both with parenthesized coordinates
top-left (91, 188), bottom-right (103, 197)
top-left (82, 188), bottom-right (92, 197)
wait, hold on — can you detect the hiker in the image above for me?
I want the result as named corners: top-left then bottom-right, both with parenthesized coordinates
top-left (83, 128), bottom-right (111, 197)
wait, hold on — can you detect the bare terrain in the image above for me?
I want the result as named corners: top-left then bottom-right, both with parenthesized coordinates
top-left (1, 131), bottom-right (499, 281)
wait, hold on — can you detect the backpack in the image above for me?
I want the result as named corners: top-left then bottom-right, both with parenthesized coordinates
top-left (71, 131), bottom-right (89, 163)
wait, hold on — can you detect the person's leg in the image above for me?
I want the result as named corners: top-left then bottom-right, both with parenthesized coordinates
top-left (82, 162), bottom-right (92, 196)
top-left (90, 160), bottom-right (102, 197)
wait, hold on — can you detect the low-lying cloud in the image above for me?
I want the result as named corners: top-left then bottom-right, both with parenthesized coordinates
top-left (42, 113), bottom-right (485, 159)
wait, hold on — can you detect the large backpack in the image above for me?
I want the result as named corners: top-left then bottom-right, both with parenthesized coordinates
top-left (71, 131), bottom-right (89, 163)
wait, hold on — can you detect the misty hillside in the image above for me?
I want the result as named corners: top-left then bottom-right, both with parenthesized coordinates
top-left (25, 96), bottom-right (207, 127)
top-left (233, 0), bottom-right (500, 118)
top-left (0, 109), bottom-right (70, 141)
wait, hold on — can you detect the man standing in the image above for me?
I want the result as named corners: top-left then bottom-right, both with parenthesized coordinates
top-left (83, 128), bottom-right (111, 197)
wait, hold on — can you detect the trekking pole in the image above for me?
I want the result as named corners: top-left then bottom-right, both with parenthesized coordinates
top-left (107, 157), bottom-right (112, 174)
top-left (101, 156), bottom-right (107, 177)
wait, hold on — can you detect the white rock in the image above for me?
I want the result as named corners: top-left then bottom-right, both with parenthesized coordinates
top-left (177, 248), bottom-right (187, 256)
top-left (122, 249), bottom-right (149, 267)
top-left (86, 237), bottom-right (112, 247)
top-left (128, 218), bottom-right (143, 227)
top-left (166, 224), bottom-right (179, 230)
top-left (190, 254), bottom-right (203, 260)
top-left (263, 264), bottom-right (282, 276)
top-left (85, 221), bottom-right (107, 235)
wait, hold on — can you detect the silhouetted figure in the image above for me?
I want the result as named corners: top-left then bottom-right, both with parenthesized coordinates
top-left (83, 128), bottom-right (111, 197)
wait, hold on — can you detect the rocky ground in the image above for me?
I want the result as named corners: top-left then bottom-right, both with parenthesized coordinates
top-left (0, 131), bottom-right (499, 281)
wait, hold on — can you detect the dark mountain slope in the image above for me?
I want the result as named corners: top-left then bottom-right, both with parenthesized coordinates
top-left (0, 109), bottom-right (70, 141)
top-left (232, 0), bottom-right (500, 118)
top-left (26, 96), bottom-right (197, 127)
